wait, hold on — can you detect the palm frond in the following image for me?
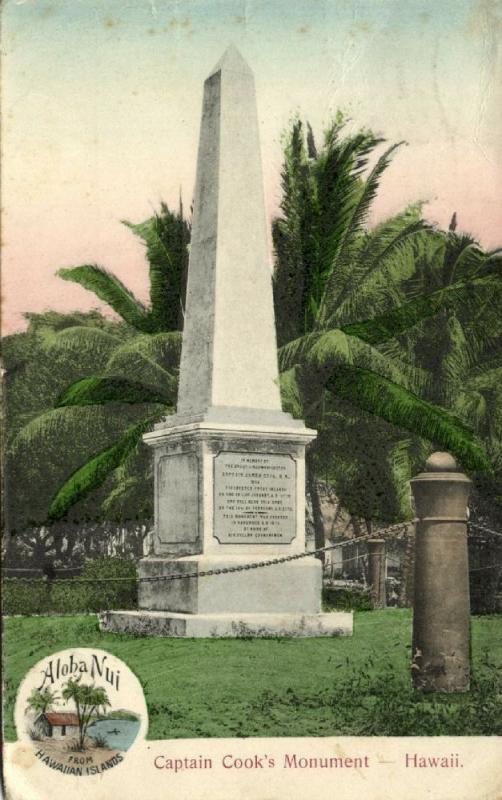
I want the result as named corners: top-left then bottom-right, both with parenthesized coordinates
top-left (278, 332), bottom-right (323, 372)
top-left (402, 234), bottom-right (501, 302)
top-left (278, 368), bottom-right (304, 418)
top-left (454, 390), bottom-right (489, 436)
top-left (309, 129), bottom-right (384, 316)
top-left (341, 274), bottom-right (502, 346)
top-left (280, 329), bottom-right (428, 395)
top-left (44, 326), bottom-right (122, 360)
top-left (101, 473), bottom-right (143, 518)
top-left (332, 211), bottom-right (428, 321)
top-left (106, 332), bottom-right (182, 374)
top-left (11, 407), bottom-right (108, 453)
top-left (466, 366), bottom-right (502, 391)
top-left (327, 365), bottom-right (490, 472)
top-left (319, 142), bottom-right (404, 323)
top-left (48, 413), bottom-right (161, 521)
top-left (104, 347), bottom-right (178, 401)
top-left (442, 234), bottom-right (502, 285)
top-left (329, 232), bottom-right (421, 328)
top-left (304, 329), bottom-right (353, 368)
top-left (57, 376), bottom-right (172, 407)
top-left (308, 129), bottom-right (384, 315)
top-left (387, 438), bottom-right (415, 517)
top-left (438, 314), bottom-right (473, 397)
top-left (23, 309), bottom-right (119, 336)
top-left (272, 120), bottom-right (317, 342)
top-left (123, 204), bottom-right (190, 332)
top-left (57, 265), bottom-right (154, 332)
top-left (464, 338), bottom-right (502, 377)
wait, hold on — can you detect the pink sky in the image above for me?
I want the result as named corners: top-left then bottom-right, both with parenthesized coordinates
top-left (2, 0), bottom-right (501, 335)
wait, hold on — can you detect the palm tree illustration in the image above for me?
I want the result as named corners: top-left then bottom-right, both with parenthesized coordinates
top-left (61, 678), bottom-right (111, 750)
top-left (26, 687), bottom-right (59, 716)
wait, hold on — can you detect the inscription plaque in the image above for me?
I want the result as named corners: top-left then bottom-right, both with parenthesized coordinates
top-left (213, 452), bottom-right (296, 544)
top-left (157, 453), bottom-right (199, 543)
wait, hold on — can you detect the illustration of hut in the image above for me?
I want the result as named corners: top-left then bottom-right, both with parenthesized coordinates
top-left (35, 711), bottom-right (80, 739)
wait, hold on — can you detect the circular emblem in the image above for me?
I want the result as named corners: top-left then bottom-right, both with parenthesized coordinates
top-left (14, 648), bottom-right (148, 777)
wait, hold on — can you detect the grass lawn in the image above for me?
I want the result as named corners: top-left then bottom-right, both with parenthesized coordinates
top-left (3, 610), bottom-right (502, 739)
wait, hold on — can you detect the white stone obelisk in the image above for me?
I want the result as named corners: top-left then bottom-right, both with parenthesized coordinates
top-left (100, 47), bottom-right (352, 638)
top-left (177, 45), bottom-right (283, 422)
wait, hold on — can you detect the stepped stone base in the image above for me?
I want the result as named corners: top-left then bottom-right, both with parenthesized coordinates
top-left (99, 609), bottom-right (353, 638)
top-left (137, 555), bottom-right (322, 615)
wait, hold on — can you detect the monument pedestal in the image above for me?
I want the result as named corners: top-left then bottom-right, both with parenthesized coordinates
top-left (99, 418), bottom-right (353, 637)
top-left (137, 555), bottom-right (322, 614)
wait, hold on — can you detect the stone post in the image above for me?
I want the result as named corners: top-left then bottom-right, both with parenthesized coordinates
top-left (410, 452), bottom-right (471, 692)
top-left (367, 539), bottom-right (386, 609)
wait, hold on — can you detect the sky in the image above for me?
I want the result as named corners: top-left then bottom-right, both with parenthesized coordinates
top-left (2, 0), bottom-right (502, 335)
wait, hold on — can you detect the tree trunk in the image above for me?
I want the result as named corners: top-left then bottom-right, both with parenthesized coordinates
top-left (306, 451), bottom-right (325, 563)
top-left (65, 526), bottom-right (78, 562)
top-left (75, 700), bottom-right (85, 749)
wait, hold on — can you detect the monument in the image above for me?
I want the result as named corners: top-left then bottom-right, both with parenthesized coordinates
top-left (100, 46), bottom-right (352, 637)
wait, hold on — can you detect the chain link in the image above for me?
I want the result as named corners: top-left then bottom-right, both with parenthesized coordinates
top-left (469, 522), bottom-right (502, 540)
top-left (468, 564), bottom-right (502, 573)
top-left (3, 522), bottom-right (411, 584)
top-left (4, 521), bottom-right (501, 586)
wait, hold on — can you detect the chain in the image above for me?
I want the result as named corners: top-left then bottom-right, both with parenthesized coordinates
top-left (2, 552), bottom-right (370, 582)
top-left (2, 522), bottom-right (410, 585)
top-left (469, 522), bottom-right (502, 540)
top-left (6, 521), bottom-right (502, 586)
top-left (468, 564), bottom-right (502, 573)
top-left (6, 518), bottom-right (502, 587)
top-left (467, 522), bottom-right (502, 573)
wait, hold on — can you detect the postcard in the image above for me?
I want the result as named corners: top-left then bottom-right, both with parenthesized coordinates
top-left (2, 1), bottom-right (502, 799)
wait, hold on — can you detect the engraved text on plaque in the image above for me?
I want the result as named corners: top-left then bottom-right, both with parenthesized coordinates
top-left (213, 452), bottom-right (296, 544)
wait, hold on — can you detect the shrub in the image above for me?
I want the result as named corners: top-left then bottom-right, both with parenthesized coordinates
top-left (80, 557), bottom-right (137, 611)
top-left (90, 733), bottom-right (109, 748)
top-left (3, 579), bottom-right (45, 615)
top-left (2, 557), bottom-right (137, 615)
top-left (322, 586), bottom-right (372, 611)
top-left (28, 726), bottom-right (42, 741)
top-left (66, 740), bottom-right (85, 752)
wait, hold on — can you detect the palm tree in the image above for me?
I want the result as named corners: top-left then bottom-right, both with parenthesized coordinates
top-left (273, 118), bottom-right (496, 547)
top-left (9, 203), bottom-right (189, 523)
top-left (61, 678), bottom-right (110, 749)
top-left (397, 216), bottom-right (502, 527)
top-left (4, 311), bottom-right (138, 547)
top-left (26, 687), bottom-right (59, 716)
top-left (394, 216), bottom-right (502, 407)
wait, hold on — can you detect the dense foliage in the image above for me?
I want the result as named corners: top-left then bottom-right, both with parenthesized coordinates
top-left (2, 557), bottom-right (137, 615)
